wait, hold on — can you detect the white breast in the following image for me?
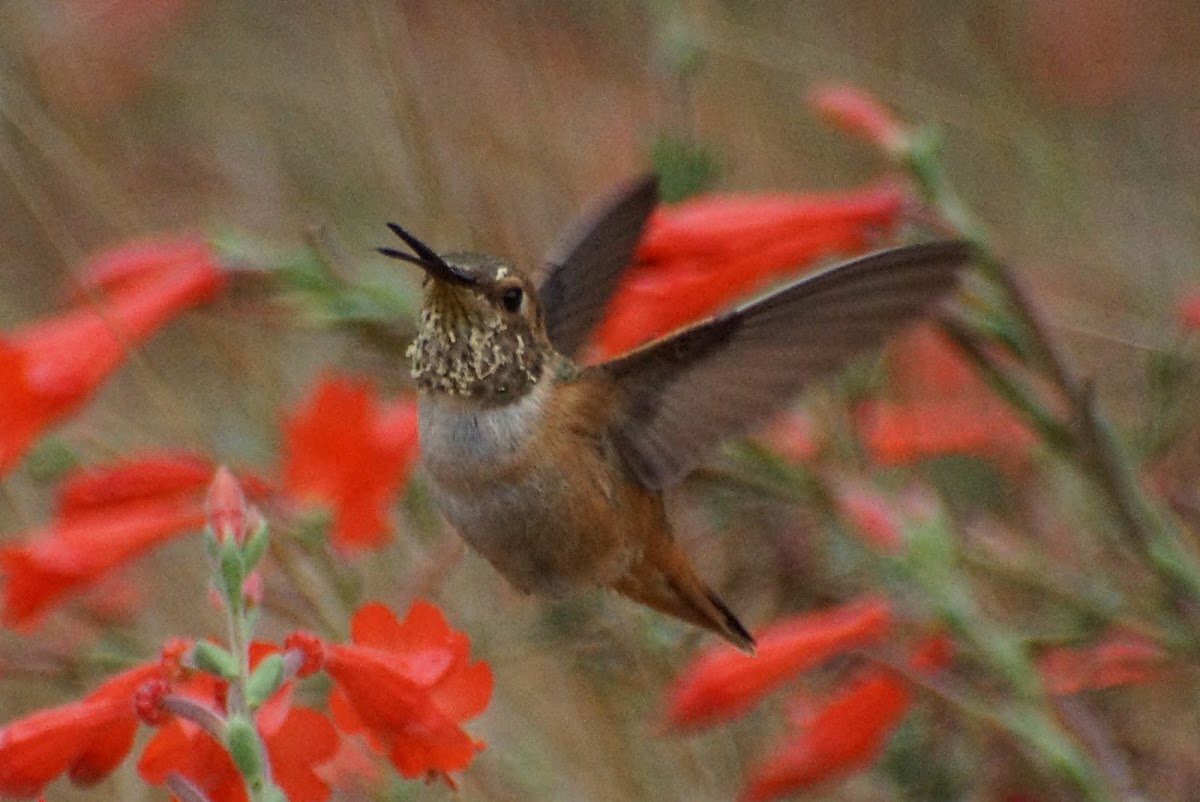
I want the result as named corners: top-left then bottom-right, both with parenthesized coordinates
top-left (417, 377), bottom-right (552, 483)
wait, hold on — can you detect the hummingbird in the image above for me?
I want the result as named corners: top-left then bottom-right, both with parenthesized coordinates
top-left (379, 176), bottom-right (969, 652)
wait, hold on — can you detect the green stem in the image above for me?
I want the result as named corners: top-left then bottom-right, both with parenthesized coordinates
top-left (905, 125), bottom-right (1200, 636)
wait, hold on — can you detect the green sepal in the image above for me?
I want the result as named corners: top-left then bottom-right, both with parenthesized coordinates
top-left (225, 715), bottom-right (263, 784)
top-left (245, 653), bottom-right (285, 709)
top-left (242, 518), bottom-right (270, 572)
top-left (192, 641), bottom-right (240, 680)
top-left (202, 526), bottom-right (220, 562)
top-left (260, 785), bottom-right (289, 802)
top-left (218, 539), bottom-right (246, 612)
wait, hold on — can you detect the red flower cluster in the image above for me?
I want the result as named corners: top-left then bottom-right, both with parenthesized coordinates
top-left (137, 649), bottom-right (338, 802)
top-left (1, 373), bottom-right (421, 627)
top-left (0, 601), bottom-right (491, 800)
top-left (590, 181), bottom-right (905, 358)
top-left (0, 237), bottom-right (224, 477)
top-left (664, 597), bottom-right (949, 800)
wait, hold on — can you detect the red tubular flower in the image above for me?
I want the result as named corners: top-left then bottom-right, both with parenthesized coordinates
top-left (138, 684), bottom-right (338, 802)
top-left (324, 601), bottom-right (492, 784)
top-left (739, 635), bottom-right (951, 801)
top-left (857, 326), bottom-right (1038, 470)
top-left (281, 375), bottom-right (420, 551)
top-left (590, 182), bottom-right (904, 359)
top-left (0, 238), bottom-right (224, 476)
top-left (55, 451), bottom-right (213, 519)
top-left (665, 597), bottom-right (893, 730)
top-left (0, 662), bottom-right (159, 798)
top-left (1037, 629), bottom-right (1166, 694)
top-left (807, 84), bottom-right (909, 154)
top-left (0, 453), bottom-right (215, 627)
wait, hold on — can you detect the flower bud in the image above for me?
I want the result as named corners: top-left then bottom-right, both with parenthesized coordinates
top-left (205, 466), bottom-right (248, 544)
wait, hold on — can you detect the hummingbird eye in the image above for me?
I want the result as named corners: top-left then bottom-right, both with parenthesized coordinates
top-left (500, 285), bottom-right (524, 314)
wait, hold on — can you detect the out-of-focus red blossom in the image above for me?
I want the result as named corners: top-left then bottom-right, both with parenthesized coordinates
top-left (33, 0), bottom-right (200, 114)
top-left (0, 453), bottom-right (217, 628)
top-left (828, 477), bottom-right (904, 552)
top-left (761, 409), bottom-right (822, 463)
top-left (1037, 630), bottom-right (1166, 694)
top-left (589, 182), bottom-right (905, 358)
top-left (808, 83), bottom-right (908, 154)
top-left (665, 596), bottom-right (893, 730)
top-left (281, 375), bottom-right (420, 551)
top-left (0, 662), bottom-right (159, 798)
top-left (739, 635), bottom-right (951, 801)
top-left (857, 325), bottom-right (1038, 471)
top-left (0, 239), bottom-right (224, 476)
top-left (1177, 292), bottom-right (1200, 330)
top-left (71, 236), bottom-right (216, 297)
top-left (0, 504), bottom-right (205, 629)
top-left (324, 601), bottom-right (492, 784)
top-left (54, 451), bottom-right (213, 519)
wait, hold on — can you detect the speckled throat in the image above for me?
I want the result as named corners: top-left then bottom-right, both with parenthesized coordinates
top-left (407, 282), bottom-right (547, 404)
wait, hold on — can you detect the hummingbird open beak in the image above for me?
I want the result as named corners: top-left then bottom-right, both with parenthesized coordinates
top-left (378, 222), bottom-right (477, 286)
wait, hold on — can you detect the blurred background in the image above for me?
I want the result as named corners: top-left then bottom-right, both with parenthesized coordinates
top-left (0, 1), bottom-right (1198, 800)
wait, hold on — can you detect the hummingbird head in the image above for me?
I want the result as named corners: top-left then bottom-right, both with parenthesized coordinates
top-left (379, 223), bottom-right (551, 405)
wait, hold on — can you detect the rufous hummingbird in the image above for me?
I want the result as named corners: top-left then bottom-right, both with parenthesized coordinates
top-left (379, 176), bottom-right (968, 652)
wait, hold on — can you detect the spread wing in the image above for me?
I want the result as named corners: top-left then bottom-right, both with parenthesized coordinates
top-left (597, 241), bottom-right (972, 489)
top-left (539, 175), bottom-right (659, 357)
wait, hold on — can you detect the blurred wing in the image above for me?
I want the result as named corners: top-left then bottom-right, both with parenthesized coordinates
top-left (599, 241), bottom-right (971, 489)
top-left (539, 175), bottom-right (659, 357)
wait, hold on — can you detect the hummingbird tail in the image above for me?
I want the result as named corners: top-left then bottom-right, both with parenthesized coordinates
top-left (615, 563), bottom-right (756, 654)
top-left (704, 590), bottom-right (756, 654)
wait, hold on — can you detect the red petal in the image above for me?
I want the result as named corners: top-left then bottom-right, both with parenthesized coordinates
top-left (0, 244), bottom-right (224, 477)
top-left (263, 703), bottom-right (338, 802)
top-left (0, 501), bottom-right (205, 627)
top-left (666, 597), bottom-right (893, 729)
top-left (137, 719), bottom-right (246, 802)
top-left (281, 376), bottom-right (419, 551)
top-left (73, 236), bottom-right (216, 297)
top-left (0, 679), bottom-right (141, 799)
top-left (808, 84), bottom-right (908, 153)
top-left (740, 634), bottom-right (951, 801)
top-left (740, 671), bottom-right (912, 800)
top-left (55, 452), bottom-right (213, 519)
top-left (1038, 630), bottom-right (1165, 694)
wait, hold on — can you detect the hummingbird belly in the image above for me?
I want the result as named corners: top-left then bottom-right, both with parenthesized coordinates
top-left (417, 383), bottom-right (641, 596)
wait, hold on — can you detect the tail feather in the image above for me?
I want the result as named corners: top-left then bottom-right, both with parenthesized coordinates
top-left (613, 542), bottom-right (756, 653)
